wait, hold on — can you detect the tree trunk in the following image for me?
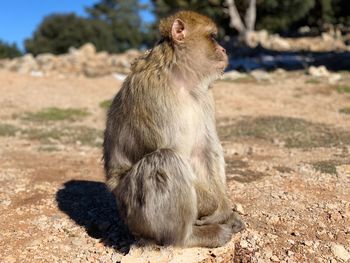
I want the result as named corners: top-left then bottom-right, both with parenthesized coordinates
top-left (225, 0), bottom-right (257, 45)
top-left (225, 0), bottom-right (246, 35)
top-left (245, 0), bottom-right (256, 32)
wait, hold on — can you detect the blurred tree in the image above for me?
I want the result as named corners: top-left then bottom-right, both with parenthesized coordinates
top-left (152, 0), bottom-right (350, 34)
top-left (225, 0), bottom-right (256, 40)
top-left (0, 40), bottom-right (22, 58)
top-left (25, 13), bottom-right (116, 55)
top-left (151, 0), bottom-right (231, 39)
top-left (333, 0), bottom-right (350, 26)
top-left (255, 0), bottom-right (315, 32)
top-left (86, 0), bottom-right (146, 51)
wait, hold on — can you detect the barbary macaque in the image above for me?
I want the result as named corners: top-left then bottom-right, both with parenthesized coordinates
top-left (103, 11), bottom-right (245, 248)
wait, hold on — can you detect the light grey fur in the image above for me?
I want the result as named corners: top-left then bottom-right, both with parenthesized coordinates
top-left (103, 11), bottom-right (245, 248)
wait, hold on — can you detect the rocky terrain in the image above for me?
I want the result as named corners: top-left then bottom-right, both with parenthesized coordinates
top-left (0, 54), bottom-right (350, 262)
top-left (0, 43), bottom-right (141, 78)
top-left (0, 29), bottom-right (349, 79)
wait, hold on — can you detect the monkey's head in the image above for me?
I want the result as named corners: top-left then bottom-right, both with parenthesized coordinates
top-left (159, 11), bottom-right (228, 82)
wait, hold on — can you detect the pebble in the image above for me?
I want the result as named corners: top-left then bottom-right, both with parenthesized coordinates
top-left (240, 240), bottom-right (249, 249)
top-left (303, 240), bottom-right (313, 247)
top-left (270, 255), bottom-right (279, 262)
top-left (234, 203), bottom-right (245, 214)
top-left (331, 243), bottom-right (350, 261)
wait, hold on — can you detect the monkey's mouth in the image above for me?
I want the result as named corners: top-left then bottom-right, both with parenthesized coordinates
top-left (216, 60), bottom-right (228, 71)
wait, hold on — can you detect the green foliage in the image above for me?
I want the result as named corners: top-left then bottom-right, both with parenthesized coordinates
top-left (151, 0), bottom-right (230, 38)
top-left (99, 99), bottom-right (113, 110)
top-left (0, 40), bottom-right (22, 59)
top-left (336, 85), bottom-right (350, 94)
top-left (152, 0), bottom-right (350, 34)
top-left (24, 126), bottom-right (103, 147)
top-left (219, 116), bottom-right (350, 148)
top-left (256, 0), bottom-right (316, 32)
top-left (0, 123), bottom-right (19, 136)
top-left (21, 107), bottom-right (90, 122)
top-left (25, 13), bottom-right (117, 55)
top-left (86, 0), bottom-right (147, 52)
top-left (339, 108), bottom-right (350, 114)
top-left (312, 160), bottom-right (338, 175)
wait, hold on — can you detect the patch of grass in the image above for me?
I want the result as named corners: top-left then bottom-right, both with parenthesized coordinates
top-left (38, 145), bottom-right (61, 152)
top-left (226, 159), bottom-right (249, 171)
top-left (99, 99), bottom-right (113, 110)
top-left (228, 169), bottom-right (267, 183)
top-left (339, 107), bottom-right (350, 114)
top-left (336, 85), bottom-right (350, 94)
top-left (219, 116), bottom-right (350, 148)
top-left (312, 160), bottom-right (338, 175)
top-left (305, 79), bottom-right (321, 84)
top-left (23, 126), bottom-right (103, 147)
top-left (220, 75), bottom-right (256, 84)
top-left (22, 107), bottom-right (90, 122)
top-left (0, 123), bottom-right (19, 136)
top-left (274, 166), bottom-right (294, 173)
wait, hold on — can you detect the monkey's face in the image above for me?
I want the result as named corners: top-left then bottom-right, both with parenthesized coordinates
top-left (201, 31), bottom-right (228, 72)
top-left (161, 11), bottom-right (228, 80)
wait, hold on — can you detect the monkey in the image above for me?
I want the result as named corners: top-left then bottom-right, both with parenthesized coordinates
top-left (103, 10), bottom-right (245, 248)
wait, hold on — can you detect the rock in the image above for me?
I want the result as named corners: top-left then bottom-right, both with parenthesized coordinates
top-left (269, 35), bottom-right (291, 50)
top-left (251, 70), bottom-right (271, 81)
top-left (298, 26), bottom-right (311, 34)
top-left (322, 32), bottom-right (334, 42)
top-left (307, 66), bottom-right (330, 77)
top-left (328, 74), bottom-right (342, 84)
top-left (113, 73), bottom-right (127, 81)
top-left (245, 30), bottom-right (269, 48)
top-left (30, 70), bottom-right (44, 77)
top-left (233, 203), bottom-right (245, 215)
top-left (240, 240), bottom-right (249, 249)
top-left (78, 43), bottom-right (96, 58)
top-left (223, 70), bottom-right (247, 81)
top-left (303, 240), bottom-right (313, 247)
top-left (331, 243), bottom-right (350, 261)
top-left (270, 255), bottom-right (279, 262)
top-left (12, 54), bottom-right (38, 74)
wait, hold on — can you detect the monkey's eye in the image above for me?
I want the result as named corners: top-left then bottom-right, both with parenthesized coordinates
top-left (210, 33), bottom-right (218, 42)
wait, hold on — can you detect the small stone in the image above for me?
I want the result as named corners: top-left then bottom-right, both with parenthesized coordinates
top-left (287, 251), bottom-right (294, 256)
top-left (250, 70), bottom-right (271, 82)
top-left (240, 240), bottom-right (249, 249)
top-left (331, 243), bottom-right (350, 261)
top-left (234, 203), bottom-right (245, 214)
top-left (303, 240), bottom-right (313, 247)
top-left (288, 240), bottom-right (295, 245)
top-left (270, 255), bottom-right (279, 262)
top-left (111, 253), bottom-right (123, 262)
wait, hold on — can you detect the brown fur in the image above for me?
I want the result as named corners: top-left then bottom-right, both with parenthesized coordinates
top-left (103, 11), bottom-right (245, 248)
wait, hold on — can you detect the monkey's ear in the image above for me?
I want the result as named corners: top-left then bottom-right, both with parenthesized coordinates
top-left (171, 19), bottom-right (186, 43)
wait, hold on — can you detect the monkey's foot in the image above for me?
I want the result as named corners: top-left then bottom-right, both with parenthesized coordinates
top-left (227, 211), bottom-right (245, 233)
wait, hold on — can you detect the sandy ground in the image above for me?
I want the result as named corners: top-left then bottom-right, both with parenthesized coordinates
top-left (0, 70), bottom-right (349, 262)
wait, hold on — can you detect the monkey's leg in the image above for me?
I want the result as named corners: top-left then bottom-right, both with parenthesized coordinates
top-left (112, 148), bottom-right (234, 247)
top-left (194, 145), bottom-right (245, 233)
top-left (196, 189), bottom-right (245, 234)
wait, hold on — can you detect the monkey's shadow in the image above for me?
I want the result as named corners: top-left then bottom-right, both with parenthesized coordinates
top-left (56, 180), bottom-right (134, 253)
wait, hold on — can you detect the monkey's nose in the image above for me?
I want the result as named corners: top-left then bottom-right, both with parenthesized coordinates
top-left (220, 47), bottom-right (226, 54)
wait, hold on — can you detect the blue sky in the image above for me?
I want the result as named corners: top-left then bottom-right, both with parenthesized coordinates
top-left (0, 0), bottom-right (154, 51)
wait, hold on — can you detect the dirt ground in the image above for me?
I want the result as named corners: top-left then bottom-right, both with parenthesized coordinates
top-left (0, 70), bottom-right (349, 263)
